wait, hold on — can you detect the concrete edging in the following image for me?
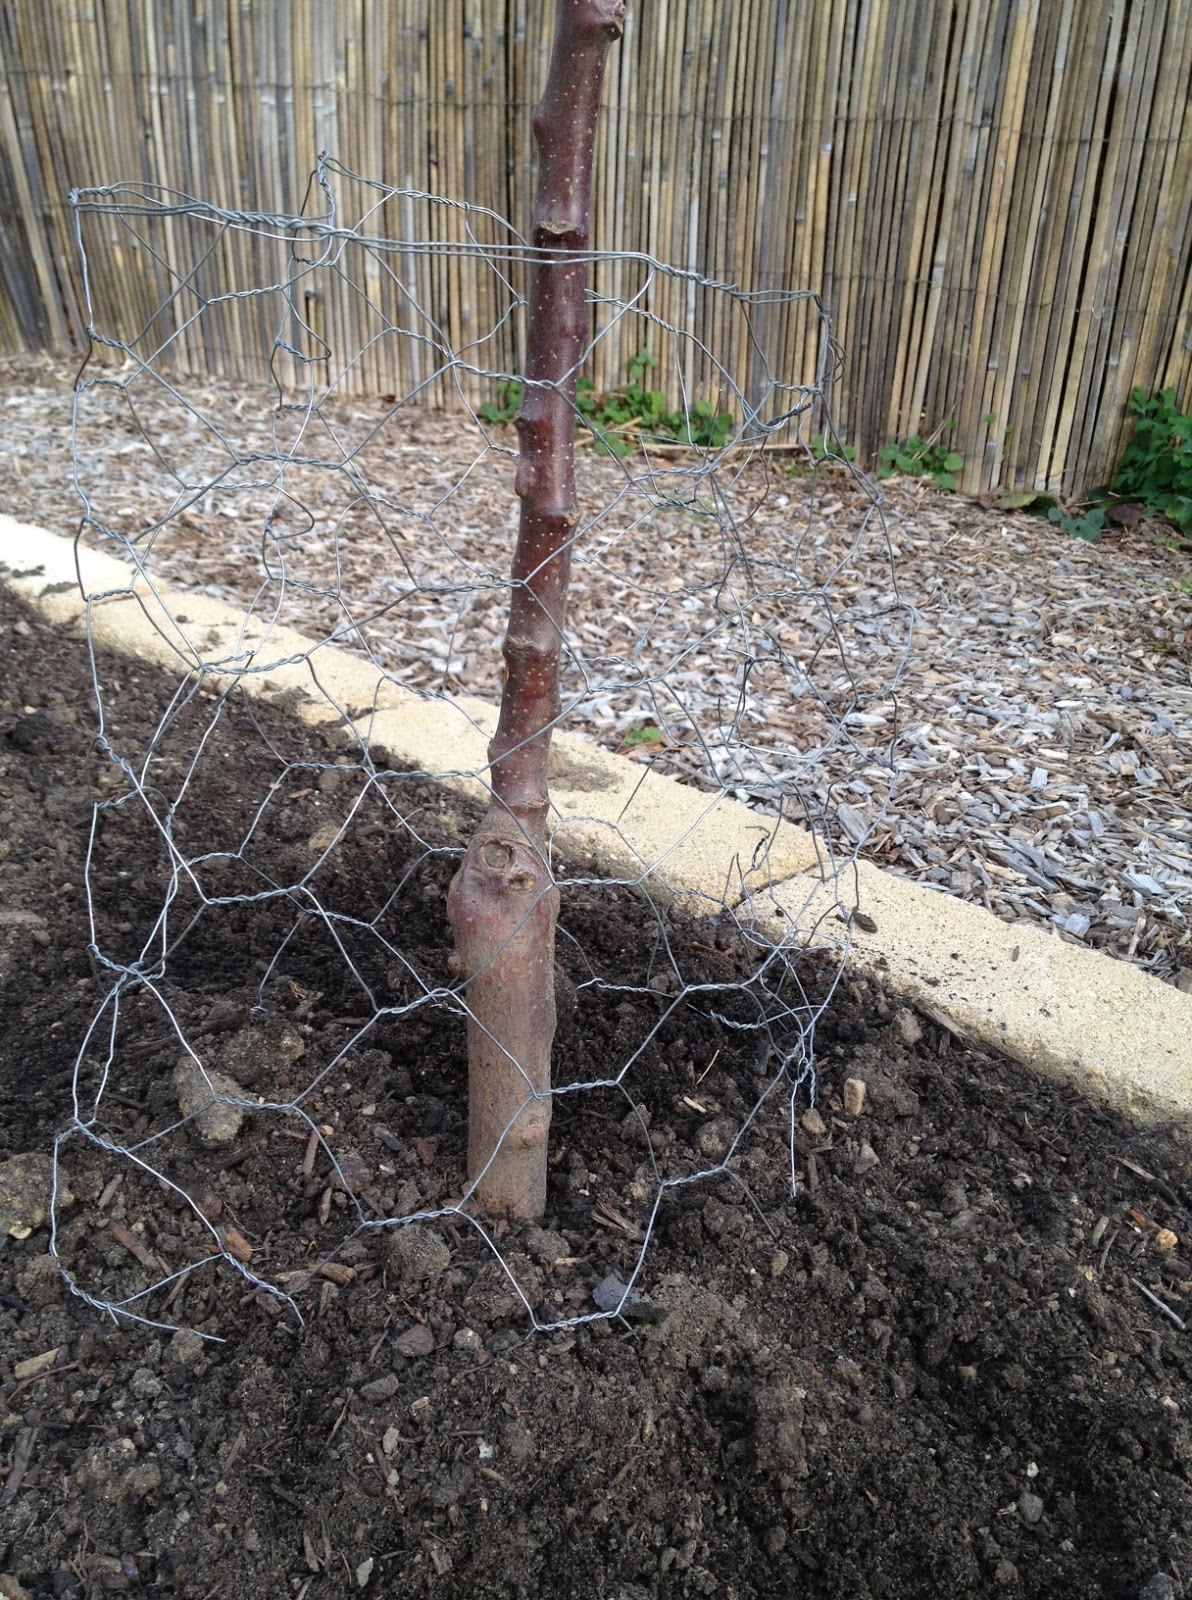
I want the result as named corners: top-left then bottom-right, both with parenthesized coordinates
top-left (3, 514), bottom-right (1190, 1122)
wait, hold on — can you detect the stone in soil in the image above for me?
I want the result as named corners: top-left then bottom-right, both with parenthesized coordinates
top-left (385, 1222), bottom-right (451, 1281)
top-left (171, 1060), bottom-right (251, 1148)
top-left (0, 1151), bottom-right (57, 1238)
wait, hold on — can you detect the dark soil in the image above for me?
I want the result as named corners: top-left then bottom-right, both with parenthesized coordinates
top-left (1, 578), bottom-right (1191, 1600)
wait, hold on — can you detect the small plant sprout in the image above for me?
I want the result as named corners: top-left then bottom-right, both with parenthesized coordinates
top-left (480, 344), bottom-right (734, 458)
top-left (877, 432), bottom-right (963, 491)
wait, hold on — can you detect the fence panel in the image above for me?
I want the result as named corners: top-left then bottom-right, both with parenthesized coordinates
top-left (1, 0), bottom-right (1190, 492)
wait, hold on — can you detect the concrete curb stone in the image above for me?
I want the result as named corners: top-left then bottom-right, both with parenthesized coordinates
top-left (3, 514), bottom-right (1189, 1122)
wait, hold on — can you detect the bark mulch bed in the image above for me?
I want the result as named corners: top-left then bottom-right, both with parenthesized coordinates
top-left (3, 354), bottom-right (1191, 979)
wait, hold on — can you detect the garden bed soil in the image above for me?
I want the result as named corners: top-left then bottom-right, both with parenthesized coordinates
top-left (1, 579), bottom-right (1191, 1600)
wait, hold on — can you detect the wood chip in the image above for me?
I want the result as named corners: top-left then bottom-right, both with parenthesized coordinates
top-left (302, 1128), bottom-right (319, 1177)
top-left (109, 1220), bottom-right (164, 1274)
top-left (0, 1427), bottom-right (37, 1507)
top-left (277, 1259), bottom-right (356, 1287)
top-left (223, 1225), bottom-right (253, 1264)
top-left (13, 1348), bottom-right (62, 1381)
top-left (316, 1260), bottom-right (356, 1285)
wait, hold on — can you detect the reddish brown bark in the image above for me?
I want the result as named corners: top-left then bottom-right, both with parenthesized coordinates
top-left (446, 0), bottom-right (625, 1218)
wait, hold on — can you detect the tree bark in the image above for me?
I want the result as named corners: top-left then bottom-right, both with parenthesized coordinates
top-left (446, 0), bottom-right (625, 1219)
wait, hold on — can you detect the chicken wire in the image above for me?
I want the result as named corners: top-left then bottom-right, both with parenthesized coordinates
top-left (51, 157), bottom-right (910, 1338)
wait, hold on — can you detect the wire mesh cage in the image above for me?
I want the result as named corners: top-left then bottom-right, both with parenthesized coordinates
top-left (54, 160), bottom-right (909, 1336)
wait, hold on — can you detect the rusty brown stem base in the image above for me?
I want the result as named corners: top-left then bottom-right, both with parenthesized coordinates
top-left (448, 820), bottom-right (558, 1219)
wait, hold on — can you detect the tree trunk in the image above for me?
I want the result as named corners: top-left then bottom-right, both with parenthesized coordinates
top-left (446, 0), bottom-right (625, 1219)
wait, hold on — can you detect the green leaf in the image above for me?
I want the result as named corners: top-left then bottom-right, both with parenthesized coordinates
top-left (999, 491), bottom-right (1042, 509)
top-left (580, 352), bottom-right (734, 456)
top-left (1111, 388), bottom-right (1192, 530)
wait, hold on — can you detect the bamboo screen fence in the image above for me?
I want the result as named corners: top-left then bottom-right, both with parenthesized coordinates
top-left (2, 0), bottom-right (1191, 493)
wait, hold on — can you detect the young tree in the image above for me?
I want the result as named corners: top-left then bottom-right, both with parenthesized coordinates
top-left (446, 0), bottom-right (626, 1218)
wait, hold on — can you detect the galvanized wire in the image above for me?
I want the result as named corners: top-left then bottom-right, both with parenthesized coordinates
top-left (55, 161), bottom-right (910, 1337)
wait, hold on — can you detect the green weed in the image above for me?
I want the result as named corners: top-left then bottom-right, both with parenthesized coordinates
top-left (1110, 387), bottom-right (1192, 536)
top-left (876, 433), bottom-right (963, 491)
top-left (812, 431), bottom-right (855, 464)
top-left (620, 722), bottom-right (665, 748)
top-left (1047, 502), bottom-right (1106, 542)
top-left (780, 432), bottom-right (857, 478)
top-left (478, 380), bottom-right (521, 426)
top-left (585, 348), bottom-right (734, 456)
top-left (478, 350), bottom-right (734, 456)
top-left (995, 490), bottom-right (1108, 542)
